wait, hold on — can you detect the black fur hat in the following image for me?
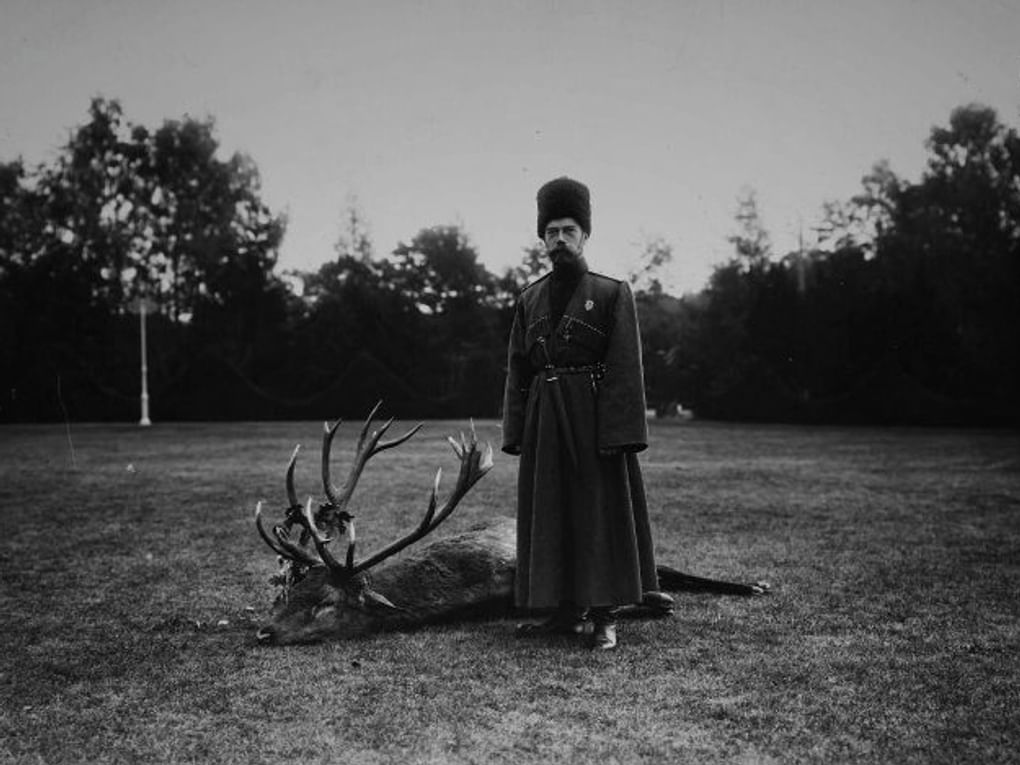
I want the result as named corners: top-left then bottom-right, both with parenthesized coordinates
top-left (536, 176), bottom-right (591, 239)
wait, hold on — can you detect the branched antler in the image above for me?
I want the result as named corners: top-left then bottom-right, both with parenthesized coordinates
top-left (255, 501), bottom-right (321, 568)
top-left (348, 420), bottom-right (494, 576)
top-left (254, 406), bottom-right (492, 585)
top-left (321, 401), bottom-right (423, 522)
top-left (254, 443), bottom-right (323, 569)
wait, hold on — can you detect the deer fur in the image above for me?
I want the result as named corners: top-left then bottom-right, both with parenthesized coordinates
top-left (258, 516), bottom-right (517, 644)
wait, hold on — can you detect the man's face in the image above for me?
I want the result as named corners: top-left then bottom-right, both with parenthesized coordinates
top-left (543, 217), bottom-right (587, 267)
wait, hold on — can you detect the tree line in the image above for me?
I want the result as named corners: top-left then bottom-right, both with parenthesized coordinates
top-left (1, 99), bottom-right (1016, 425)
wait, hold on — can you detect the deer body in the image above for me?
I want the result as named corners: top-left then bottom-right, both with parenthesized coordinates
top-left (260, 516), bottom-right (517, 645)
top-left (374, 515), bottom-right (518, 620)
top-left (254, 409), bottom-right (768, 646)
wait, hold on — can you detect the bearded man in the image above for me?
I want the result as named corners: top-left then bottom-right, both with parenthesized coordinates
top-left (501, 176), bottom-right (660, 651)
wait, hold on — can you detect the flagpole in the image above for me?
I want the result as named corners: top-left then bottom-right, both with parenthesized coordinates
top-left (138, 298), bottom-right (152, 427)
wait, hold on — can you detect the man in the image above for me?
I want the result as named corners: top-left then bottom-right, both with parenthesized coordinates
top-left (501, 176), bottom-right (660, 651)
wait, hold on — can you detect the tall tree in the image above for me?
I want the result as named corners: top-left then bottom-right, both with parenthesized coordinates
top-left (386, 225), bottom-right (505, 411)
top-left (388, 225), bottom-right (496, 314)
top-left (145, 115), bottom-right (286, 324)
top-left (333, 197), bottom-right (374, 263)
top-left (629, 236), bottom-right (674, 296)
top-left (0, 98), bottom-right (289, 420)
top-left (818, 160), bottom-right (902, 252)
top-left (728, 189), bottom-right (772, 272)
top-left (875, 103), bottom-right (1020, 411)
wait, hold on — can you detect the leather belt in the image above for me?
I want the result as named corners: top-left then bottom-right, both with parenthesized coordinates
top-left (534, 339), bottom-right (607, 470)
top-left (545, 362), bottom-right (606, 380)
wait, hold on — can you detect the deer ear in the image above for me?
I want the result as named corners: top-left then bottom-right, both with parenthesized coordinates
top-left (362, 589), bottom-right (400, 612)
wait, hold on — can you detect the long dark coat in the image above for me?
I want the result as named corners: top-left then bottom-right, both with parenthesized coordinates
top-left (501, 268), bottom-right (659, 610)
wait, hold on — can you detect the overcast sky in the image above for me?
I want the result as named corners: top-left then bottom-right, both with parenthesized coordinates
top-left (2, 0), bottom-right (1017, 293)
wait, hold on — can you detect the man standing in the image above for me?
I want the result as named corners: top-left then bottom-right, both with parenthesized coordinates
top-left (501, 176), bottom-right (660, 651)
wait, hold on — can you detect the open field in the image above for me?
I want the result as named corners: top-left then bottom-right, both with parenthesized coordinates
top-left (1, 419), bottom-right (1018, 763)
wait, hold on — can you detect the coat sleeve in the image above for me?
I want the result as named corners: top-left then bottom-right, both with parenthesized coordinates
top-left (597, 280), bottom-right (649, 453)
top-left (501, 300), bottom-right (529, 455)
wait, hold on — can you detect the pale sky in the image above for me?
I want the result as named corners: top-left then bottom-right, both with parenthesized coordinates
top-left (2, 0), bottom-right (1017, 293)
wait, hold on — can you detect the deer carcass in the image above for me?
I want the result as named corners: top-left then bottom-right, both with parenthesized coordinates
top-left (254, 405), bottom-right (768, 646)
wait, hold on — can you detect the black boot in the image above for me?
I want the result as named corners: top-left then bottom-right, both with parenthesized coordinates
top-left (589, 607), bottom-right (618, 651)
top-left (515, 604), bottom-right (588, 637)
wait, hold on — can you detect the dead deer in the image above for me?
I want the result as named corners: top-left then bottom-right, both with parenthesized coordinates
top-left (254, 405), bottom-right (768, 646)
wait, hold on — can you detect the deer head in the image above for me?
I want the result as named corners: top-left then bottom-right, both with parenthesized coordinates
top-left (254, 404), bottom-right (494, 644)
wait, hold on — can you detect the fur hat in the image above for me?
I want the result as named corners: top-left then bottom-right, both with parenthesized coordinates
top-left (536, 176), bottom-right (591, 239)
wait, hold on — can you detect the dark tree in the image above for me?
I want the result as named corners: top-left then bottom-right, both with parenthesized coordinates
top-left (0, 98), bottom-right (290, 421)
top-left (668, 105), bottom-right (1019, 425)
top-left (872, 104), bottom-right (1020, 419)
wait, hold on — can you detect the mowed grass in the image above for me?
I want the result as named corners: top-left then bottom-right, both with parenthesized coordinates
top-left (1, 419), bottom-right (1018, 763)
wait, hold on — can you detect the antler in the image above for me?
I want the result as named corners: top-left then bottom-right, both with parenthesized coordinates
top-left (305, 420), bottom-right (494, 578)
top-left (322, 400), bottom-right (423, 520)
top-left (255, 407), bottom-right (494, 582)
top-left (351, 422), bottom-right (494, 575)
top-left (255, 501), bottom-right (321, 567)
top-left (254, 444), bottom-right (322, 567)
top-left (254, 404), bottom-right (422, 562)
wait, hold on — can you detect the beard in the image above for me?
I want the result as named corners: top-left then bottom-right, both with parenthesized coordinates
top-left (549, 243), bottom-right (579, 265)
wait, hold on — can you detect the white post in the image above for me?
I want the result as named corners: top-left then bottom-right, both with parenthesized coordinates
top-left (139, 301), bottom-right (152, 427)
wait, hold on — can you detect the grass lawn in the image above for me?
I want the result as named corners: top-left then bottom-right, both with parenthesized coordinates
top-left (1, 418), bottom-right (1018, 763)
